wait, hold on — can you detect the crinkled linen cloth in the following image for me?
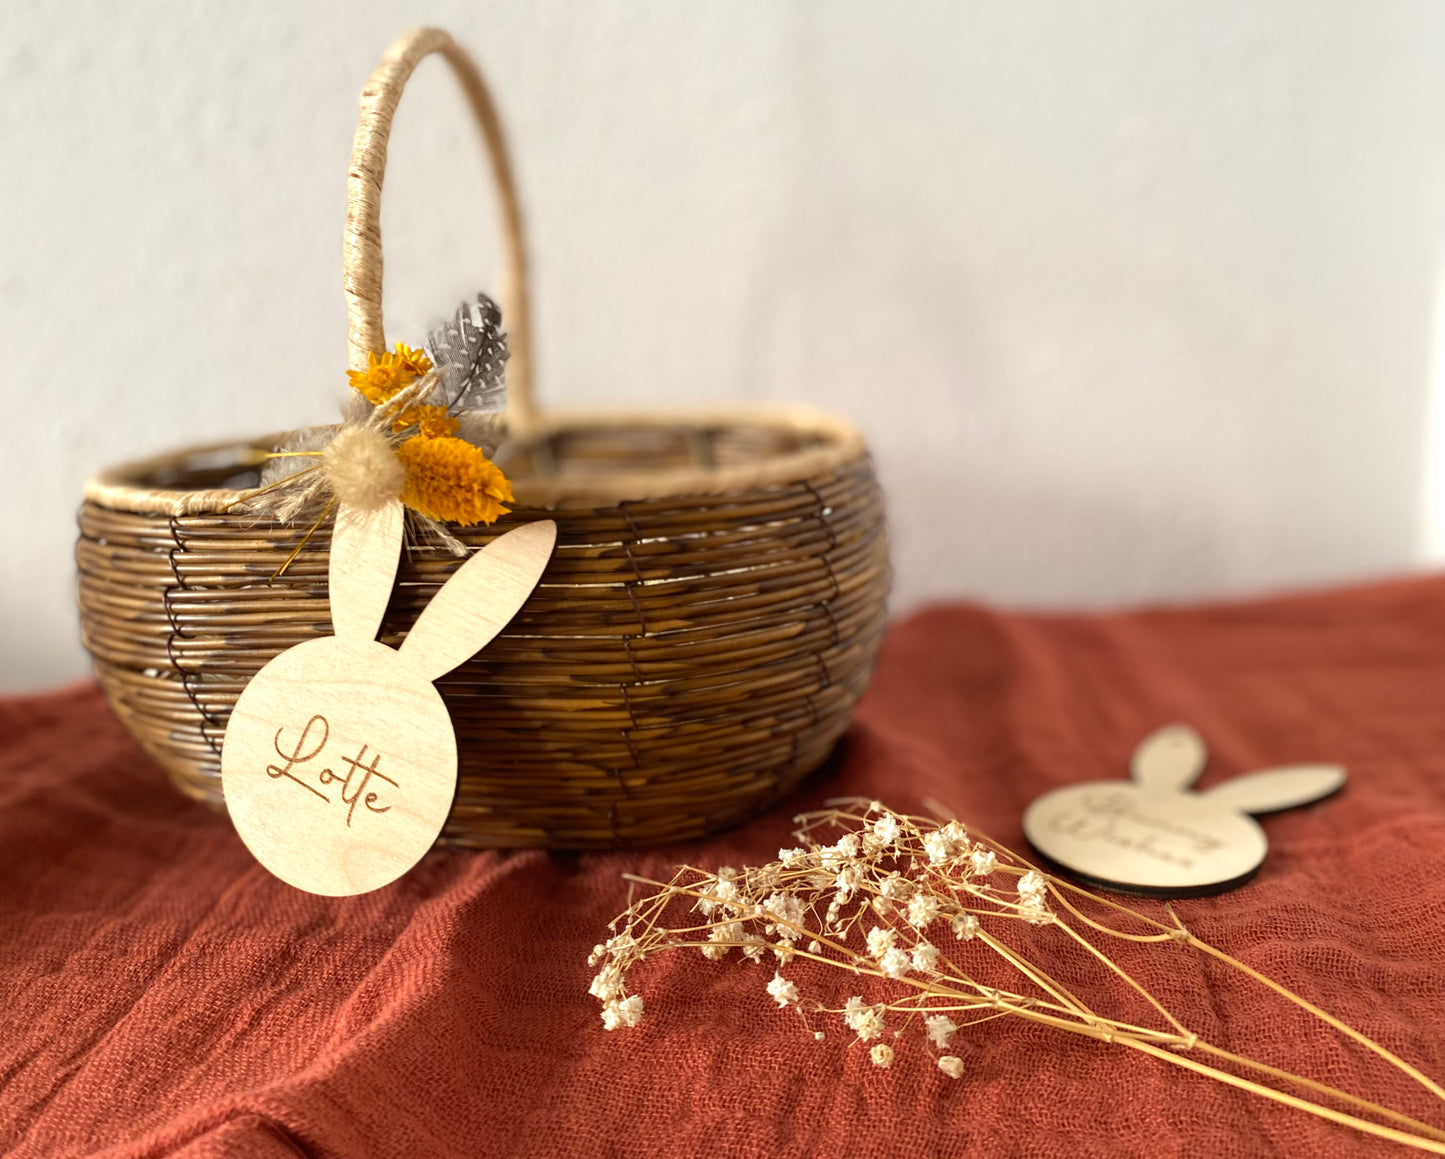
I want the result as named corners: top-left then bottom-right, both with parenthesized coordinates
top-left (4, 577), bottom-right (1445, 1159)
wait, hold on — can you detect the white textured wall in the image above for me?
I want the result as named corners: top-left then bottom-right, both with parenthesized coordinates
top-left (3, 2), bottom-right (1444, 690)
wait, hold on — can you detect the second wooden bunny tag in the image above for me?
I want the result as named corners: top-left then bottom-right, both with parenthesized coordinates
top-left (221, 500), bottom-right (555, 896)
top-left (1023, 724), bottom-right (1345, 897)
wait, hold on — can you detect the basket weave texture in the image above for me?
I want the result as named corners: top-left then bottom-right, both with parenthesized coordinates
top-left (75, 29), bottom-right (889, 849)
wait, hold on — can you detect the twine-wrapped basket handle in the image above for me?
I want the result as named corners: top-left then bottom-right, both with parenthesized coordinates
top-left (345, 27), bottom-right (536, 436)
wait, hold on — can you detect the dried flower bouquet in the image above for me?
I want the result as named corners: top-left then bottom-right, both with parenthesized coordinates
top-left (591, 799), bottom-right (1445, 1154)
top-left (244, 293), bottom-right (515, 560)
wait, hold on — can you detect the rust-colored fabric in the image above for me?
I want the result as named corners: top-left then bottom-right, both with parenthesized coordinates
top-left (4, 578), bottom-right (1445, 1158)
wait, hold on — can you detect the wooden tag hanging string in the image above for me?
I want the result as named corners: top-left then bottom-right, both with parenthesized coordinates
top-left (345, 26), bottom-right (537, 438)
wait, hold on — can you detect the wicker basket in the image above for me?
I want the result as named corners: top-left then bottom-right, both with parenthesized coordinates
top-left (76, 28), bottom-right (890, 850)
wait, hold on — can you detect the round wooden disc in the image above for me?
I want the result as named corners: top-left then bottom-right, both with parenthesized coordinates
top-left (1022, 783), bottom-right (1268, 897)
top-left (221, 636), bottom-right (458, 896)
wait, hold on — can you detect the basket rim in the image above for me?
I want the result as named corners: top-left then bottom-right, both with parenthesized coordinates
top-left (83, 404), bottom-right (868, 516)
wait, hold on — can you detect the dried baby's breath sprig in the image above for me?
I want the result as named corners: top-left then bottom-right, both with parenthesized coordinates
top-left (592, 799), bottom-right (1445, 1155)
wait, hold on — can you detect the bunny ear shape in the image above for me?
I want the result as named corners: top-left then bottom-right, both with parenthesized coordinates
top-left (1130, 723), bottom-right (1208, 792)
top-left (1203, 764), bottom-right (1346, 815)
top-left (398, 520), bottom-right (557, 682)
top-left (329, 500), bottom-right (405, 644)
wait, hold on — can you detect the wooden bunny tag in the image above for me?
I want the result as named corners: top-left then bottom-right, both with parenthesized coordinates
top-left (1022, 724), bottom-right (1345, 897)
top-left (221, 500), bottom-right (556, 895)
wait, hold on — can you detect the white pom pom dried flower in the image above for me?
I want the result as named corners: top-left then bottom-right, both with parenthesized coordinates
top-left (870, 1043), bottom-right (895, 1068)
top-left (880, 947), bottom-right (912, 979)
top-left (866, 926), bottom-right (896, 960)
top-left (969, 848), bottom-right (998, 877)
top-left (702, 922), bottom-right (742, 960)
top-left (907, 893), bottom-right (941, 929)
top-left (924, 829), bottom-right (955, 864)
top-left (844, 996), bottom-right (886, 1042)
top-left (767, 972), bottom-right (799, 1007)
top-left (697, 870), bottom-right (739, 917)
top-left (925, 1013), bottom-right (959, 1048)
top-left (589, 966), bottom-right (624, 1003)
top-left (871, 812), bottom-right (901, 845)
top-left (871, 895), bottom-right (893, 916)
top-left (912, 943), bottom-right (940, 973)
top-left (879, 872), bottom-right (911, 901)
top-left (779, 847), bottom-right (807, 867)
top-left (953, 913), bottom-right (980, 941)
top-left (1018, 870), bottom-right (1047, 903)
top-left (600, 994), bottom-right (644, 1030)
top-left (322, 426), bottom-right (405, 512)
top-left (941, 820), bottom-right (968, 847)
top-left (1022, 903), bottom-right (1052, 926)
top-left (938, 1055), bottom-right (965, 1079)
top-left (763, 892), bottom-right (805, 941)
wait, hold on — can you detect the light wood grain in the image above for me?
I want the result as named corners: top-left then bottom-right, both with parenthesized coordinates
top-left (220, 507), bottom-right (557, 895)
top-left (328, 500), bottom-right (404, 644)
top-left (1025, 725), bottom-right (1347, 897)
top-left (221, 637), bottom-right (458, 895)
top-left (1129, 723), bottom-right (1206, 793)
top-left (1203, 764), bottom-right (1346, 815)
top-left (399, 519), bottom-right (557, 681)
top-left (1023, 783), bottom-right (1269, 896)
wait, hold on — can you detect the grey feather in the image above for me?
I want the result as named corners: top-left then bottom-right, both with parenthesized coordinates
top-left (428, 293), bottom-right (509, 416)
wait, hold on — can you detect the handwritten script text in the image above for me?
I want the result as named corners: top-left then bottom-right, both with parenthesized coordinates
top-left (266, 715), bottom-right (397, 828)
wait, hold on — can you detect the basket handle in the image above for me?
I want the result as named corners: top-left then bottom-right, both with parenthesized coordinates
top-left (344, 27), bottom-right (537, 436)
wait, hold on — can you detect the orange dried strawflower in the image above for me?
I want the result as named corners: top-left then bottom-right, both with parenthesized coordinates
top-left (397, 435), bottom-right (513, 526)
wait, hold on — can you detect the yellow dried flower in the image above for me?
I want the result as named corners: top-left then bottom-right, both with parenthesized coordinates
top-left (347, 354), bottom-right (403, 406)
top-left (397, 435), bottom-right (514, 526)
top-left (347, 342), bottom-right (436, 406)
top-left (390, 404), bottom-right (460, 437)
top-left (392, 342), bottom-right (433, 379)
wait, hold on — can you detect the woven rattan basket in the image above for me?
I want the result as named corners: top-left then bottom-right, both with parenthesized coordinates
top-left (76, 28), bottom-right (889, 850)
